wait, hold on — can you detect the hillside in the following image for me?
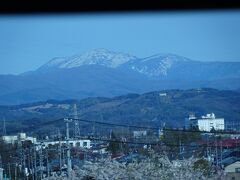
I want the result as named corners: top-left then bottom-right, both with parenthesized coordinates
top-left (1, 88), bottom-right (240, 134)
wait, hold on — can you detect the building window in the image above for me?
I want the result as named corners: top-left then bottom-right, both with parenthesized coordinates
top-left (235, 168), bottom-right (240, 173)
top-left (83, 142), bottom-right (87, 147)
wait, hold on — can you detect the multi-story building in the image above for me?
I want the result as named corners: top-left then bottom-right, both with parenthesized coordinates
top-left (186, 113), bottom-right (224, 132)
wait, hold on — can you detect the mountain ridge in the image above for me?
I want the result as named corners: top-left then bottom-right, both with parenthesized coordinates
top-left (0, 49), bottom-right (239, 105)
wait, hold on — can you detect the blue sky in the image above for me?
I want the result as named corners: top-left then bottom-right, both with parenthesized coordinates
top-left (0, 10), bottom-right (240, 74)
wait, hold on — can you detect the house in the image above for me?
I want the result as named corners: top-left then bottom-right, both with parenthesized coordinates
top-left (224, 161), bottom-right (240, 180)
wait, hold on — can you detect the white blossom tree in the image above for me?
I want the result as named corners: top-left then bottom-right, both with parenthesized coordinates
top-left (44, 154), bottom-right (225, 180)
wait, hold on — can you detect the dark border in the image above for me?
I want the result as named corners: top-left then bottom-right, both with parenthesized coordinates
top-left (0, 0), bottom-right (240, 14)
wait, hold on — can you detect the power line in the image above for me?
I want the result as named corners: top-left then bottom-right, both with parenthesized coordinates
top-left (8, 116), bottom-right (240, 136)
top-left (69, 117), bottom-right (240, 135)
top-left (87, 137), bottom-right (240, 149)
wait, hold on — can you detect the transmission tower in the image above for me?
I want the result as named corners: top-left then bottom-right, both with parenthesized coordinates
top-left (73, 104), bottom-right (80, 138)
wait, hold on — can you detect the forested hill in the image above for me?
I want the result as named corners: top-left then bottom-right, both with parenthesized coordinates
top-left (0, 88), bottom-right (240, 134)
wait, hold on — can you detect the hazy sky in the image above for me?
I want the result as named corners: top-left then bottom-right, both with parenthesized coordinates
top-left (0, 10), bottom-right (240, 74)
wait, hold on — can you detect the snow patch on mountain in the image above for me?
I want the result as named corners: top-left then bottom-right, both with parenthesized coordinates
top-left (130, 54), bottom-right (192, 77)
top-left (40, 49), bottom-right (138, 70)
top-left (39, 57), bottom-right (69, 70)
top-left (142, 53), bottom-right (190, 62)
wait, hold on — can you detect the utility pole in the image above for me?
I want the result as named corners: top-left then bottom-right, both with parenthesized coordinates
top-left (0, 155), bottom-right (2, 180)
top-left (30, 148), bottom-right (34, 180)
top-left (39, 142), bottom-right (43, 180)
top-left (30, 153), bottom-right (34, 180)
top-left (206, 134), bottom-right (210, 160)
top-left (46, 148), bottom-right (50, 178)
top-left (109, 129), bottom-right (112, 139)
top-left (27, 149), bottom-right (31, 178)
top-left (23, 149), bottom-right (26, 179)
top-left (14, 163), bottom-right (17, 180)
top-left (64, 118), bottom-right (72, 178)
top-left (220, 141), bottom-right (223, 167)
top-left (179, 140), bottom-right (182, 158)
top-left (58, 129), bottom-right (62, 174)
top-left (62, 146), bottom-right (66, 166)
top-left (93, 120), bottom-right (96, 147)
top-left (215, 140), bottom-right (218, 167)
top-left (93, 121), bottom-right (95, 138)
top-left (19, 142), bottom-right (23, 177)
top-left (34, 145), bottom-right (37, 180)
top-left (158, 126), bottom-right (161, 139)
top-left (0, 155), bottom-right (2, 168)
top-left (2, 117), bottom-right (6, 135)
top-left (8, 163), bottom-right (11, 180)
top-left (32, 144), bottom-right (37, 180)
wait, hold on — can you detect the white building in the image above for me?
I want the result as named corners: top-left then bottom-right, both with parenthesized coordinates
top-left (159, 93), bottom-right (167, 97)
top-left (187, 113), bottom-right (224, 132)
top-left (2, 135), bottom-right (17, 144)
top-left (2, 133), bottom-right (37, 144)
top-left (38, 139), bottom-right (91, 150)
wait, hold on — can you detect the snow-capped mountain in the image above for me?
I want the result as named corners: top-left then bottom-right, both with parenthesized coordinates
top-left (0, 49), bottom-right (240, 105)
top-left (39, 49), bottom-right (194, 78)
top-left (39, 48), bottom-right (137, 70)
